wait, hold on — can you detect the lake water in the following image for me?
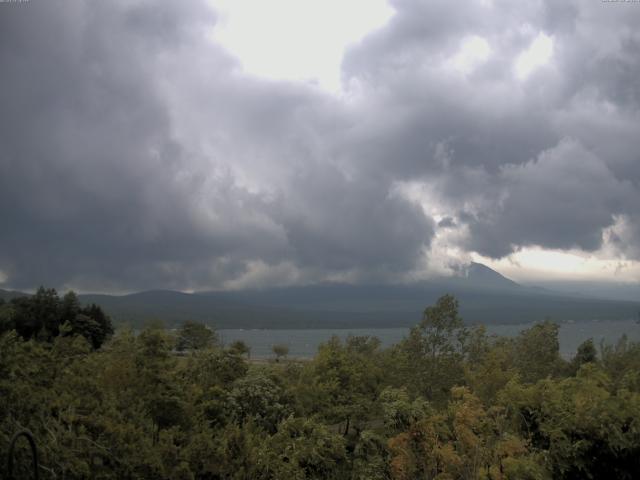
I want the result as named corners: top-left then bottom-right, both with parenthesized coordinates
top-left (219, 319), bottom-right (640, 359)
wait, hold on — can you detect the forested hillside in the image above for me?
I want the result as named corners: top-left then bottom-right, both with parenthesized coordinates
top-left (77, 281), bottom-right (640, 329)
top-left (2, 294), bottom-right (640, 478)
top-left (6, 267), bottom-right (640, 330)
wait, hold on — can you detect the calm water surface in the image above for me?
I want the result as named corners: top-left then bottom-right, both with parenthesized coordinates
top-left (219, 319), bottom-right (640, 359)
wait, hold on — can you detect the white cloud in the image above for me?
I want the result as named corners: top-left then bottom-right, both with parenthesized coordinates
top-left (515, 32), bottom-right (553, 80)
top-left (208, 0), bottom-right (394, 92)
top-left (473, 247), bottom-right (640, 283)
top-left (448, 35), bottom-right (491, 75)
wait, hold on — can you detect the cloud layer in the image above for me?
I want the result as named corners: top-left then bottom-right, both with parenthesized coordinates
top-left (1, 0), bottom-right (639, 291)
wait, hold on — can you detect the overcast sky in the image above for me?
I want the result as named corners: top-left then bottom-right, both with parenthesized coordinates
top-left (1, 0), bottom-right (640, 293)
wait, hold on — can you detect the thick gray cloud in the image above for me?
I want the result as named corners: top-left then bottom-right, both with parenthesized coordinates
top-left (461, 139), bottom-right (637, 258)
top-left (0, 0), bottom-right (433, 291)
top-left (340, 0), bottom-right (640, 261)
top-left (1, 0), bottom-right (640, 291)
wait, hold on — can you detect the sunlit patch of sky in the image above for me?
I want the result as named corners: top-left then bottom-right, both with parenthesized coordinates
top-left (208, 0), bottom-right (395, 92)
top-left (515, 32), bottom-right (554, 80)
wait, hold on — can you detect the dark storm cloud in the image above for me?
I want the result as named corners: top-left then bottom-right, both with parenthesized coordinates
top-left (462, 140), bottom-right (637, 258)
top-left (0, 0), bottom-right (281, 290)
top-left (340, 0), bottom-right (640, 260)
top-left (0, 0), bottom-right (434, 291)
top-left (272, 163), bottom-right (434, 271)
top-left (2, 0), bottom-right (640, 291)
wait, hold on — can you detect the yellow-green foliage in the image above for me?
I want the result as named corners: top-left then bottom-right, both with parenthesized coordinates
top-left (2, 296), bottom-right (640, 479)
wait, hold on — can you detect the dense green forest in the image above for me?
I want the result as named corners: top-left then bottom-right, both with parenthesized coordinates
top-left (2, 292), bottom-right (640, 478)
top-left (0, 287), bottom-right (113, 350)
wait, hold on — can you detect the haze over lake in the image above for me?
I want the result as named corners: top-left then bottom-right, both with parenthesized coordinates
top-left (220, 319), bottom-right (640, 359)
